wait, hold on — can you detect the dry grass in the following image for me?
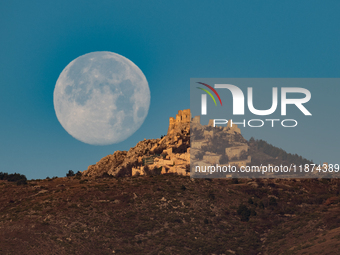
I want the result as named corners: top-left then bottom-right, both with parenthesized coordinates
top-left (0, 176), bottom-right (340, 254)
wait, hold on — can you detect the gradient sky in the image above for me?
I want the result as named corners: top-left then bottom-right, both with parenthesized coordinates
top-left (0, 1), bottom-right (339, 180)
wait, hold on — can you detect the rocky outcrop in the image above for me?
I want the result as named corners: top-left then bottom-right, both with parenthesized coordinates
top-left (83, 138), bottom-right (162, 177)
top-left (83, 109), bottom-right (191, 178)
top-left (191, 116), bottom-right (251, 170)
top-left (82, 108), bottom-right (251, 178)
top-left (84, 151), bottom-right (127, 177)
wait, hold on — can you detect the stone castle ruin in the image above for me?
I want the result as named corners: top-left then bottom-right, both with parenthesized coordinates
top-left (83, 108), bottom-right (332, 179)
top-left (132, 109), bottom-right (252, 177)
top-left (167, 109), bottom-right (252, 176)
top-left (190, 109), bottom-right (251, 174)
top-left (83, 109), bottom-right (252, 178)
top-left (168, 109), bottom-right (191, 135)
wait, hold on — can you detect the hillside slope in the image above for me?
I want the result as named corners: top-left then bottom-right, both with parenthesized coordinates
top-left (1, 176), bottom-right (340, 254)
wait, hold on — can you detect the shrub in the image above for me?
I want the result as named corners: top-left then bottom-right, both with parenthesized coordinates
top-left (152, 145), bottom-right (166, 155)
top-left (74, 171), bottom-right (82, 179)
top-left (269, 197), bottom-right (278, 206)
top-left (16, 178), bottom-right (27, 185)
top-left (259, 201), bottom-right (265, 209)
top-left (143, 165), bottom-right (151, 175)
top-left (271, 189), bottom-right (279, 197)
top-left (208, 191), bottom-right (215, 200)
top-left (116, 163), bottom-right (133, 177)
top-left (231, 178), bottom-right (239, 184)
top-left (153, 167), bottom-right (162, 175)
top-left (268, 182), bottom-right (276, 188)
top-left (237, 204), bottom-right (251, 222)
top-left (66, 170), bottom-right (75, 177)
top-left (0, 172), bottom-right (27, 185)
top-left (185, 164), bottom-right (190, 173)
top-left (252, 138), bottom-right (313, 165)
top-left (173, 144), bottom-right (188, 154)
top-left (142, 165), bottom-right (162, 176)
top-left (101, 172), bottom-right (114, 178)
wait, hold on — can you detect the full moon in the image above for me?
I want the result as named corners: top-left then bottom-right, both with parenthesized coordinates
top-left (53, 51), bottom-right (150, 145)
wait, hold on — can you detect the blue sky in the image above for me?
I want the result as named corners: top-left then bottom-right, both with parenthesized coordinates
top-left (0, 1), bottom-right (339, 179)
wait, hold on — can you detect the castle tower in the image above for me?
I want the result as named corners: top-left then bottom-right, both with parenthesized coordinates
top-left (167, 109), bottom-right (191, 135)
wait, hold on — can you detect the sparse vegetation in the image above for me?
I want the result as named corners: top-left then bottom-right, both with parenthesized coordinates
top-left (202, 134), bottom-right (231, 154)
top-left (237, 204), bottom-right (251, 221)
top-left (269, 197), bottom-right (278, 206)
top-left (172, 143), bottom-right (188, 154)
top-left (1, 172), bottom-right (340, 254)
top-left (249, 137), bottom-right (313, 165)
top-left (0, 172), bottom-right (27, 185)
top-left (66, 170), bottom-right (75, 177)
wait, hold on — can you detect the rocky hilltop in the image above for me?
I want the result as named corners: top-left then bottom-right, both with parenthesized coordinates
top-left (83, 109), bottom-right (192, 178)
top-left (83, 108), bottom-right (245, 177)
top-left (82, 109), bottom-right (319, 179)
top-left (82, 109), bottom-right (254, 178)
top-left (190, 115), bottom-right (251, 176)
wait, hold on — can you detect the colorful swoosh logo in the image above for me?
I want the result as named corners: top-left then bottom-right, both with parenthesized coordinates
top-left (196, 82), bottom-right (222, 106)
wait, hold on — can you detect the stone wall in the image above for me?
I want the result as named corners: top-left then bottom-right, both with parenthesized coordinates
top-left (203, 154), bottom-right (221, 164)
top-left (229, 156), bottom-right (252, 168)
top-left (176, 109), bottom-right (191, 123)
top-left (168, 109), bottom-right (191, 135)
top-left (225, 145), bottom-right (249, 160)
top-left (226, 120), bottom-right (241, 134)
top-left (192, 115), bottom-right (200, 124)
top-left (191, 140), bottom-right (207, 149)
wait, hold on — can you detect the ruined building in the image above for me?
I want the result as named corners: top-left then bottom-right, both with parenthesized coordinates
top-left (167, 109), bottom-right (191, 135)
